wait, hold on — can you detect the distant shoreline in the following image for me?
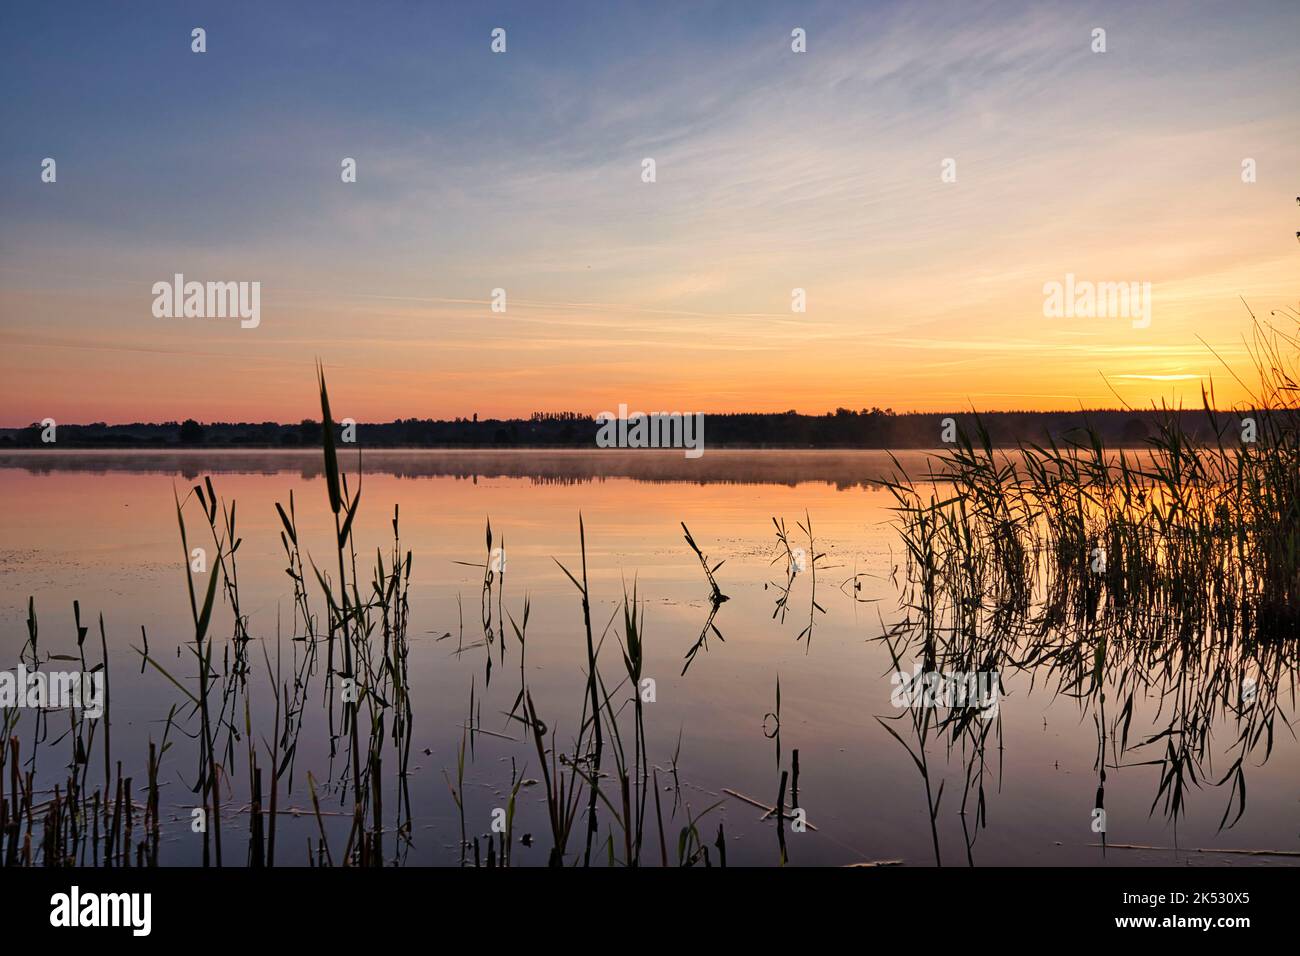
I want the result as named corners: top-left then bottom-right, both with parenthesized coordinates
top-left (0, 442), bottom-right (1162, 452)
top-left (0, 407), bottom-right (1254, 450)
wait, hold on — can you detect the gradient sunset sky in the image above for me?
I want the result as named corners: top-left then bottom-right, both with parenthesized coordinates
top-left (1, 0), bottom-right (1296, 425)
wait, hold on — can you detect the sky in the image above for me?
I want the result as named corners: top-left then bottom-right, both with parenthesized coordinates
top-left (1, 0), bottom-right (1297, 425)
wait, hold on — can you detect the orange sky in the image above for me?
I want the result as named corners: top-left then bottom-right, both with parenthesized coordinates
top-left (2, 4), bottom-right (1296, 425)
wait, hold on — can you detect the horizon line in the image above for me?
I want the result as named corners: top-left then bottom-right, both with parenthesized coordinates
top-left (0, 403), bottom-right (1262, 431)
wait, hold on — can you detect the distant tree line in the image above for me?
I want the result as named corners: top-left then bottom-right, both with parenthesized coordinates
top-left (0, 407), bottom-right (1254, 449)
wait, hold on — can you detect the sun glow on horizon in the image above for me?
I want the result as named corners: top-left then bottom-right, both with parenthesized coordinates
top-left (1, 2), bottom-right (1296, 426)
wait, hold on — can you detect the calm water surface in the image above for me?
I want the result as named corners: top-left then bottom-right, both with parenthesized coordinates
top-left (0, 450), bottom-right (1295, 866)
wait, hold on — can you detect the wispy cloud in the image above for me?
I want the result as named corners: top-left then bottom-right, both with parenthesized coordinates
top-left (1, 0), bottom-right (1296, 422)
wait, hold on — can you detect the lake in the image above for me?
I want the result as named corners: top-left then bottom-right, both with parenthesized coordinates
top-left (0, 449), bottom-right (1294, 866)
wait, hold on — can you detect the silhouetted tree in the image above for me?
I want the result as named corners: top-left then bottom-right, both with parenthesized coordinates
top-left (179, 419), bottom-right (205, 443)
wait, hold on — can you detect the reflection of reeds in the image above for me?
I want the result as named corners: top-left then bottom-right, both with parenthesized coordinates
top-left (682, 522), bottom-right (729, 604)
top-left (768, 514), bottom-right (827, 647)
top-left (679, 522), bottom-right (731, 675)
top-left (878, 308), bottom-right (1300, 861)
top-left (680, 600), bottom-right (724, 675)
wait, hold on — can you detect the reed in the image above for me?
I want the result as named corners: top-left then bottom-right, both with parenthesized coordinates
top-left (875, 307), bottom-right (1300, 861)
top-left (13, 316), bottom-right (1296, 870)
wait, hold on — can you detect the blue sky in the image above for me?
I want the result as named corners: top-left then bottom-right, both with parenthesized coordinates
top-left (1, 0), bottom-right (1297, 422)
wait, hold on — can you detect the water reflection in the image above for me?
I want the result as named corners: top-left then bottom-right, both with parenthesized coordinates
top-left (0, 449), bottom-right (933, 490)
top-left (877, 443), bottom-right (1299, 866)
top-left (0, 450), bottom-right (1294, 866)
